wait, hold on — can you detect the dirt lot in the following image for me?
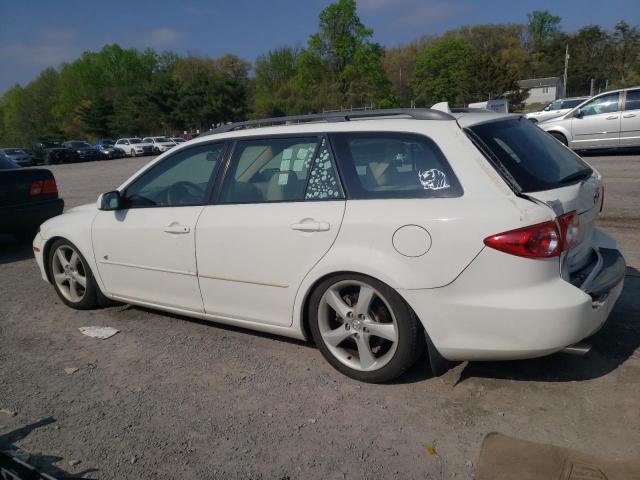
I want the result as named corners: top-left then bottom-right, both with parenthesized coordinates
top-left (1, 153), bottom-right (639, 479)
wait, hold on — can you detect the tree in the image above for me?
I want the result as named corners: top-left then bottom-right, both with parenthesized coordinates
top-left (411, 37), bottom-right (476, 106)
top-left (253, 47), bottom-right (301, 116)
top-left (527, 10), bottom-right (561, 48)
top-left (611, 21), bottom-right (640, 86)
top-left (295, 0), bottom-right (394, 111)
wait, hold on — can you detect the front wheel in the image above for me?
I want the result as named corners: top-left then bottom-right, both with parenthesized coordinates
top-left (130, 149), bottom-right (136, 157)
top-left (308, 274), bottom-right (424, 383)
top-left (48, 239), bottom-right (103, 310)
top-left (550, 132), bottom-right (568, 146)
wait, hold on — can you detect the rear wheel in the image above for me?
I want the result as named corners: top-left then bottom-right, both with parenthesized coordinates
top-left (309, 274), bottom-right (424, 383)
top-left (550, 132), bottom-right (568, 146)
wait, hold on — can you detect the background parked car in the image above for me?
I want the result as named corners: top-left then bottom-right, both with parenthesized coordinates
top-left (171, 137), bottom-right (186, 144)
top-left (0, 154), bottom-right (64, 242)
top-left (0, 148), bottom-right (34, 167)
top-left (32, 141), bottom-right (78, 165)
top-left (62, 141), bottom-right (101, 162)
top-left (93, 139), bottom-right (126, 159)
top-left (540, 86), bottom-right (640, 149)
top-left (526, 97), bottom-right (589, 123)
top-left (115, 138), bottom-right (154, 157)
top-left (142, 136), bottom-right (176, 153)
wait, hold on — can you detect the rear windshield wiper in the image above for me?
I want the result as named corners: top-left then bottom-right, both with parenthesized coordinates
top-left (559, 169), bottom-right (592, 184)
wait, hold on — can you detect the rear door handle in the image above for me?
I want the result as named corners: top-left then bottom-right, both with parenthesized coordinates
top-left (290, 221), bottom-right (330, 232)
top-left (164, 223), bottom-right (190, 234)
top-left (606, 115), bottom-right (619, 120)
top-left (623, 113), bottom-right (636, 118)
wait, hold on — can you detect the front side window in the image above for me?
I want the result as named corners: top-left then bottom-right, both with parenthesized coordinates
top-left (124, 142), bottom-right (226, 208)
top-left (220, 136), bottom-right (341, 203)
top-left (330, 132), bottom-right (462, 199)
top-left (561, 99), bottom-right (585, 109)
top-left (625, 90), bottom-right (640, 111)
top-left (580, 93), bottom-right (620, 116)
top-left (548, 100), bottom-right (562, 110)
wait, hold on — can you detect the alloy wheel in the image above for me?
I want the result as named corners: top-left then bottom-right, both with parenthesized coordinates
top-left (317, 280), bottom-right (399, 372)
top-left (51, 245), bottom-right (87, 303)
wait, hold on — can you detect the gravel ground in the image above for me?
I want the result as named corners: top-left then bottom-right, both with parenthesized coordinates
top-left (1, 153), bottom-right (639, 479)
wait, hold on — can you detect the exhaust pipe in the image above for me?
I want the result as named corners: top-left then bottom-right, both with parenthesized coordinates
top-left (562, 342), bottom-right (592, 356)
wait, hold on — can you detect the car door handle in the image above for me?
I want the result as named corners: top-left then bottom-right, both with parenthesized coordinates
top-left (606, 115), bottom-right (619, 120)
top-left (623, 113), bottom-right (636, 118)
top-left (164, 223), bottom-right (190, 234)
top-left (290, 221), bottom-right (330, 232)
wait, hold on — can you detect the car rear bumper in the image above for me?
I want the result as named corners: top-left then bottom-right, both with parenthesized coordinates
top-left (400, 228), bottom-right (625, 361)
top-left (0, 198), bottom-right (64, 234)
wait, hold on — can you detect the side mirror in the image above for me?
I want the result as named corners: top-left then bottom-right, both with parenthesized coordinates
top-left (574, 109), bottom-right (584, 119)
top-left (98, 190), bottom-right (123, 211)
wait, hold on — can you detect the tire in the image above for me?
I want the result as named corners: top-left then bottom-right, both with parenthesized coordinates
top-left (130, 149), bottom-right (136, 157)
top-left (308, 273), bottom-right (424, 383)
top-left (47, 239), bottom-right (106, 310)
top-left (550, 132), bottom-right (568, 146)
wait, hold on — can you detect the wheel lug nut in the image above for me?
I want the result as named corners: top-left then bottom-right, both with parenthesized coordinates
top-left (345, 324), bottom-right (350, 330)
top-left (346, 311), bottom-right (353, 318)
top-left (358, 314), bottom-right (365, 320)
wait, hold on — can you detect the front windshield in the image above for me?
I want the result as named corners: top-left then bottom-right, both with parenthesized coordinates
top-left (70, 141), bottom-right (91, 148)
top-left (154, 137), bottom-right (171, 143)
top-left (130, 138), bottom-right (142, 144)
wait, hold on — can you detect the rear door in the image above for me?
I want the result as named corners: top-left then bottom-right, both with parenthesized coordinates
top-left (570, 92), bottom-right (621, 149)
top-left (195, 136), bottom-right (345, 327)
top-left (620, 88), bottom-right (640, 147)
top-left (468, 117), bottom-right (601, 271)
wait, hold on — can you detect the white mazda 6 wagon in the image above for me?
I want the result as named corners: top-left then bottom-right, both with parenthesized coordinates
top-left (33, 109), bottom-right (626, 382)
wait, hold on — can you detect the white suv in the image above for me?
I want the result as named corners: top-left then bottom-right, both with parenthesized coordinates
top-left (33, 109), bottom-right (625, 382)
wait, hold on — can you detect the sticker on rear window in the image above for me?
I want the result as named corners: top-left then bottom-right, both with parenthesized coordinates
top-left (418, 169), bottom-right (450, 190)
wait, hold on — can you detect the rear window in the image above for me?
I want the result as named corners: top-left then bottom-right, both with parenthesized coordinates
top-left (330, 132), bottom-right (462, 199)
top-left (467, 117), bottom-right (592, 192)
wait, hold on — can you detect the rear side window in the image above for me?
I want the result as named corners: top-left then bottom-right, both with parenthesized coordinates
top-left (467, 118), bottom-right (592, 192)
top-left (220, 136), bottom-right (342, 203)
top-left (561, 99), bottom-right (585, 109)
top-left (625, 90), bottom-right (640, 111)
top-left (330, 132), bottom-right (462, 199)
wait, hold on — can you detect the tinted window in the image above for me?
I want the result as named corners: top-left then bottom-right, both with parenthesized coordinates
top-left (625, 90), bottom-right (640, 111)
top-left (580, 93), bottom-right (619, 116)
top-left (330, 132), bottom-right (462, 199)
top-left (220, 136), bottom-right (332, 203)
top-left (125, 143), bottom-right (225, 207)
top-left (467, 117), bottom-right (592, 192)
top-left (561, 99), bottom-right (585, 109)
top-left (548, 100), bottom-right (563, 110)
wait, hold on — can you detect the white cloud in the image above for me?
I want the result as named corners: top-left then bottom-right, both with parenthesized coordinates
top-left (0, 28), bottom-right (78, 68)
top-left (358, 0), bottom-right (469, 29)
top-left (144, 28), bottom-right (184, 48)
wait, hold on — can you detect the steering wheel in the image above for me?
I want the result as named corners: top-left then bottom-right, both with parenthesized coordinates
top-left (166, 181), bottom-right (204, 205)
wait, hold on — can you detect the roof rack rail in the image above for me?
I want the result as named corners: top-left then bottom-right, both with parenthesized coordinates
top-left (204, 108), bottom-right (455, 135)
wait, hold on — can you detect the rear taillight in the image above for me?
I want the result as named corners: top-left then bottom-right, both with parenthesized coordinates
top-left (557, 211), bottom-right (580, 251)
top-left (29, 178), bottom-right (58, 196)
top-left (484, 211), bottom-right (580, 259)
top-left (484, 221), bottom-right (561, 258)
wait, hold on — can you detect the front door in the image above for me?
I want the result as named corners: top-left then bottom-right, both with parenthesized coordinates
top-left (620, 89), bottom-right (640, 148)
top-left (196, 136), bottom-right (345, 326)
top-left (93, 142), bottom-right (227, 312)
top-left (570, 92), bottom-right (621, 149)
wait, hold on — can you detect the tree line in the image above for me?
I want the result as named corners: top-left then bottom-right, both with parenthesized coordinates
top-left (1, 0), bottom-right (638, 147)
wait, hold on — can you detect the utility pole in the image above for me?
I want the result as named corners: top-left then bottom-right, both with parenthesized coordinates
top-left (563, 44), bottom-right (569, 98)
top-left (590, 78), bottom-right (595, 97)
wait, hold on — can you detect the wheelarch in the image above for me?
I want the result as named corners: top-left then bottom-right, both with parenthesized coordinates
top-left (299, 270), bottom-right (427, 345)
top-left (42, 235), bottom-right (65, 283)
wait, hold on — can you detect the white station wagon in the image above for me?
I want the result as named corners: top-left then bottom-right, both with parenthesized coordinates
top-left (33, 109), bottom-right (626, 382)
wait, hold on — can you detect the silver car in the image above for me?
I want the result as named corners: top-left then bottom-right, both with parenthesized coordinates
top-left (0, 148), bottom-right (33, 167)
top-left (539, 87), bottom-right (640, 150)
top-left (526, 97), bottom-right (589, 123)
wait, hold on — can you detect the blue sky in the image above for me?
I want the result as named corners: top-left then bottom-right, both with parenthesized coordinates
top-left (1, 0), bottom-right (638, 94)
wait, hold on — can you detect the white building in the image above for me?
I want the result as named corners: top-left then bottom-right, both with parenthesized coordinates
top-left (518, 77), bottom-right (564, 106)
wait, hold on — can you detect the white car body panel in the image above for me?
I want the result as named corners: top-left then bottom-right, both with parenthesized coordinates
top-left (32, 114), bottom-right (625, 363)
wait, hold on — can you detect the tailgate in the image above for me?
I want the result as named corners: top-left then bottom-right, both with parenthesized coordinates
top-left (527, 172), bottom-right (603, 271)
